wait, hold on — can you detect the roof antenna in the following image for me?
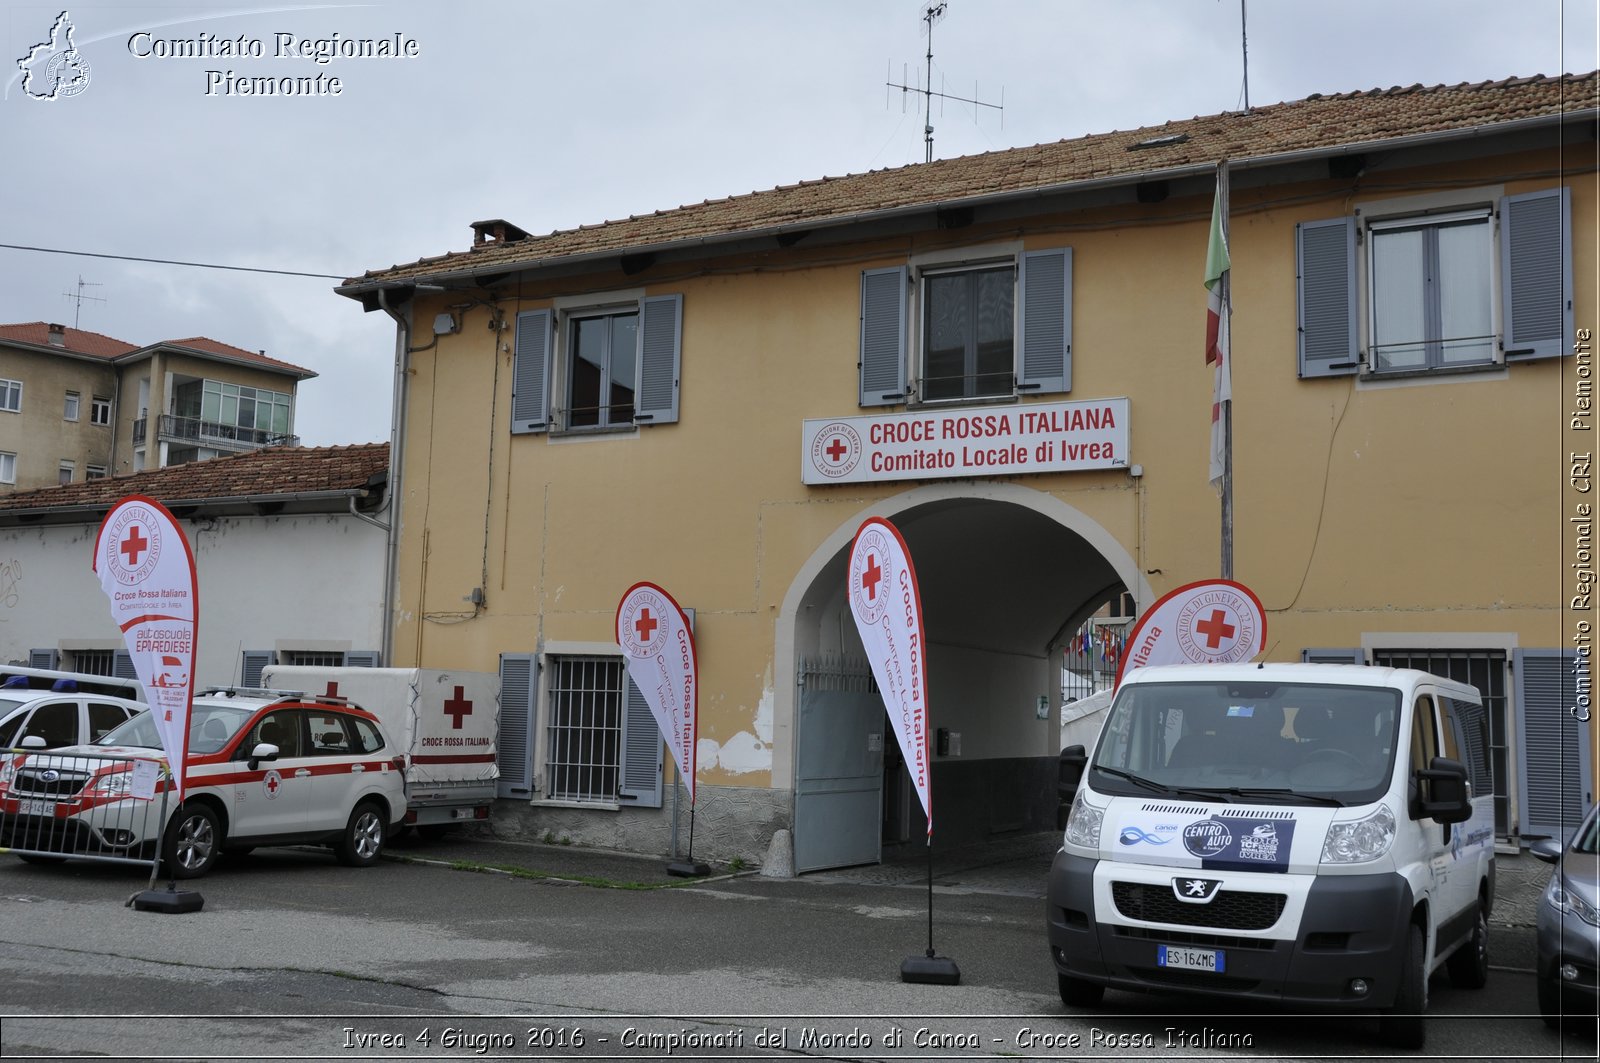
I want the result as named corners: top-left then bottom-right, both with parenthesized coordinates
top-left (61, 275), bottom-right (105, 329)
top-left (885, 3), bottom-right (1002, 163)
top-left (1240, 0), bottom-right (1251, 112)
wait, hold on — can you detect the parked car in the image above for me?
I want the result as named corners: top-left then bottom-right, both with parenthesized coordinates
top-left (0, 667), bottom-right (145, 751)
top-left (1531, 804), bottom-right (1600, 1031)
top-left (0, 687), bottom-right (407, 878)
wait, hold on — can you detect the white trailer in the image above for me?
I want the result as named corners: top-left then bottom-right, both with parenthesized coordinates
top-left (261, 665), bottom-right (499, 836)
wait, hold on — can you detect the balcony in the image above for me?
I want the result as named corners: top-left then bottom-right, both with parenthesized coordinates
top-left (133, 414), bottom-right (297, 451)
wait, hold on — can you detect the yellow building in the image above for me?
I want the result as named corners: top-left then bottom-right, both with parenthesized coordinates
top-left (341, 74), bottom-right (1598, 868)
top-left (0, 323), bottom-right (315, 491)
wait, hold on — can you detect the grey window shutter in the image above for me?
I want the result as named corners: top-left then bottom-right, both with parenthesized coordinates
top-left (635, 294), bottom-right (682, 425)
top-left (618, 673), bottom-right (664, 807)
top-left (241, 650), bottom-right (274, 687)
top-left (1301, 648), bottom-right (1364, 664)
top-left (1501, 187), bottom-right (1573, 362)
top-left (112, 651), bottom-right (138, 679)
top-left (511, 309), bottom-right (551, 434)
top-left (1019, 247), bottom-right (1072, 394)
top-left (28, 648), bottom-right (59, 670)
top-left (497, 654), bottom-right (536, 798)
top-left (1514, 648), bottom-right (1593, 845)
top-left (1296, 217), bottom-right (1359, 378)
top-left (860, 266), bottom-right (908, 406)
top-left (344, 650), bottom-right (380, 668)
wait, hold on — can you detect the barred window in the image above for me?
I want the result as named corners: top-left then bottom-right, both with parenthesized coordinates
top-left (545, 656), bottom-right (624, 803)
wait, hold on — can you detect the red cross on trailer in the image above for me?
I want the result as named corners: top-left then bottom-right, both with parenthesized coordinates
top-left (861, 554), bottom-right (883, 601)
top-left (323, 681), bottom-right (340, 698)
top-left (120, 525), bottom-right (149, 566)
top-left (635, 608), bottom-right (658, 642)
top-left (826, 437), bottom-right (848, 462)
top-left (1195, 608), bottom-right (1236, 650)
top-left (443, 686), bottom-right (473, 730)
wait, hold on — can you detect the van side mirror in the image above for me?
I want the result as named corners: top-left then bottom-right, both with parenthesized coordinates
top-left (1059, 744), bottom-right (1088, 800)
top-left (1416, 756), bottom-right (1472, 824)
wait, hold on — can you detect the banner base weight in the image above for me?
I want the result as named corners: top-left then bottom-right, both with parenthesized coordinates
top-left (133, 887), bottom-right (204, 914)
top-left (666, 860), bottom-right (710, 877)
top-left (900, 954), bottom-right (960, 985)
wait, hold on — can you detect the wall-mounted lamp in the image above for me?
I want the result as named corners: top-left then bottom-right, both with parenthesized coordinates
top-left (433, 312), bottom-right (459, 336)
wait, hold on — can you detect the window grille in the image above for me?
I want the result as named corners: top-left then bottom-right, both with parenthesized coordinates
top-left (281, 651), bottom-right (345, 668)
top-left (545, 656), bottom-right (624, 803)
top-left (1372, 648), bottom-right (1509, 836)
top-left (72, 650), bottom-right (114, 676)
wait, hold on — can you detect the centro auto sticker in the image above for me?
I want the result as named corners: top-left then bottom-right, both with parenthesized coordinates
top-left (1182, 815), bottom-right (1297, 873)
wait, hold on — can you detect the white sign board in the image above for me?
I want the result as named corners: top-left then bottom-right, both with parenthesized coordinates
top-left (802, 397), bottom-right (1130, 485)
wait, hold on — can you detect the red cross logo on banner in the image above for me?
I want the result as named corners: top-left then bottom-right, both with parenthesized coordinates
top-left (634, 608), bottom-right (658, 642)
top-left (444, 686), bottom-right (473, 730)
top-left (862, 555), bottom-right (883, 601)
top-left (120, 525), bottom-right (148, 566)
top-left (1195, 608), bottom-right (1236, 649)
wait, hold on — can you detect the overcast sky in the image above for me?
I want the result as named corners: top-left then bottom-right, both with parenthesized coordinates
top-left (4, 1), bottom-right (1595, 448)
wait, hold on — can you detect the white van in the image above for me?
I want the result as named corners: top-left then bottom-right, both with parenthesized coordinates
top-left (1048, 663), bottom-right (1495, 1049)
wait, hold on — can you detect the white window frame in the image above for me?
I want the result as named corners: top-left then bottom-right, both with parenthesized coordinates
top-left (90, 397), bottom-right (111, 426)
top-left (1354, 186), bottom-right (1505, 381)
top-left (58, 460), bottom-right (74, 485)
top-left (64, 390), bottom-right (80, 422)
top-left (0, 379), bottom-right (20, 413)
top-left (0, 451), bottom-right (15, 484)
top-left (537, 646), bottom-right (628, 808)
top-left (85, 464), bottom-right (107, 480)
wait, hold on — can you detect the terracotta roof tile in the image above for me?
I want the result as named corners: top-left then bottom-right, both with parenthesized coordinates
top-left (153, 337), bottom-right (315, 378)
top-left (0, 444), bottom-right (388, 513)
top-left (344, 72), bottom-right (1599, 289)
top-left (0, 322), bottom-right (138, 359)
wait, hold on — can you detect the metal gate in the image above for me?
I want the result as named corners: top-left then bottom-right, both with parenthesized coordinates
top-left (794, 655), bottom-right (883, 873)
top-left (0, 747), bottom-right (168, 878)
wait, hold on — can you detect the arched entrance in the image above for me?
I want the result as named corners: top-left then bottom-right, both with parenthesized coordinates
top-left (777, 482), bottom-right (1149, 872)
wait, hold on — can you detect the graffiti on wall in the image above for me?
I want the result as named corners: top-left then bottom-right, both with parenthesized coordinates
top-left (0, 557), bottom-right (19, 621)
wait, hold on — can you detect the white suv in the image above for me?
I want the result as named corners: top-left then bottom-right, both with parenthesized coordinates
top-left (1, 668), bottom-right (146, 751)
top-left (0, 688), bottom-right (406, 878)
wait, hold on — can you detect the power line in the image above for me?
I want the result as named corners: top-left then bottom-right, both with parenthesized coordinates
top-left (1, 243), bottom-right (347, 280)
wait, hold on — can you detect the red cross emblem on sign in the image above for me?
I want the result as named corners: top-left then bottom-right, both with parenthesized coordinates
top-left (861, 554), bottom-right (883, 601)
top-left (1195, 608), bottom-right (1236, 650)
top-left (634, 608), bottom-right (658, 643)
top-left (120, 525), bottom-right (149, 566)
top-left (444, 685), bottom-right (473, 730)
top-left (825, 437), bottom-right (848, 462)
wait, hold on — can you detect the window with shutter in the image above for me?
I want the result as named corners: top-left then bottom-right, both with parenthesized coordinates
top-left (511, 309), bottom-right (551, 434)
top-left (1296, 217), bottom-right (1359, 378)
top-left (1514, 648), bottom-right (1593, 846)
top-left (497, 654), bottom-right (536, 798)
top-left (28, 648), bottom-right (59, 670)
top-left (1501, 187), bottom-right (1573, 362)
top-left (240, 650), bottom-right (274, 687)
top-left (619, 674), bottom-right (664, 807)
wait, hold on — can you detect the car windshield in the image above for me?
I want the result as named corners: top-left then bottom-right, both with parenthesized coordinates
top-left (1091, 680), bottom-right (1402, 806)
top-left (96, 704), bottom-right (255, 755)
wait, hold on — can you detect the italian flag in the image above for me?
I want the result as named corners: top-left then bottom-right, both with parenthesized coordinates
top-left (1205, 166), bottom-right (1231, 488)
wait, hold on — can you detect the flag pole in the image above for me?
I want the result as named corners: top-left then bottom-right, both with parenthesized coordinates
top-left (1215, 161), bottom-right (1235, 580)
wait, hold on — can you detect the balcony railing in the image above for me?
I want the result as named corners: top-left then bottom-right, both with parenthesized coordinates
top-left (153, 414), bottom-right (298, 450)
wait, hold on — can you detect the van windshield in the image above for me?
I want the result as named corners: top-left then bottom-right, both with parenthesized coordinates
top-left (1091, 680), bottom-right (1402, 807)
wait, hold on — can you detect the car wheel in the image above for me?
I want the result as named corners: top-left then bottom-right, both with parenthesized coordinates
top-left (1057, 972), bottom-right (1104, 1007)
top-left (335, 802), bottom-right (386, 867)
top-left (17, 853), bottom-right (66, 867)
top-left (1446, 901), bottom-right (1489, 989)
top-left (163, 803), bottom-right (222, 880)
top-left (1380, 923), bottom-right (1427, 1050)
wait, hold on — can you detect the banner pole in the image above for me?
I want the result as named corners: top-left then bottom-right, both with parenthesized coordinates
top-left (666, 784), bottom-right (709, 878)
top-left (925, 834), bottom-right (935, 957)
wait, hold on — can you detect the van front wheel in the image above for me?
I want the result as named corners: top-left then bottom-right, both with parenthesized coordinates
top-left (1057, 973), bottom-right (1105, 1007)
top-left (1380, 923), bottom-right (1427, 1050)
top-left (1446, 902), bottom-right (1489, 989)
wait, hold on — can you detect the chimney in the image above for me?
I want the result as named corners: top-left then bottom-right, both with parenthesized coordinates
top-left (47, 323), bottom-right (66, 346)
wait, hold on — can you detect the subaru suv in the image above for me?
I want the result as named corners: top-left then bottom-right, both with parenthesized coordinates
top-left (0, 688), bottom-right (406, 878)
top-left (1, 667), bottom-right (146, 751)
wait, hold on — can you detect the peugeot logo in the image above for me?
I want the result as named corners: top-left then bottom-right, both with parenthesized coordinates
top-left (40, 769), bottom-right (59, 782)
top-left (1174, 877), bottom-right (1222, 902)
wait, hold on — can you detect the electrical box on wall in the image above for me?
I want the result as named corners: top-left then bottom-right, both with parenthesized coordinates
top-left (936, 728), bottom-right (961, 757)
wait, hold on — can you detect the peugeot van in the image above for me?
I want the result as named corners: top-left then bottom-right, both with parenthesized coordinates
top-left (1048, 664), bottom-right (1495, 1049)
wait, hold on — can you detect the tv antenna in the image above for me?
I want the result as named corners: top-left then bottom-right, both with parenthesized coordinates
top-left (61, 275), bottom-right (105, 328)
top-left (886, 3), bottom-right (1003, 163)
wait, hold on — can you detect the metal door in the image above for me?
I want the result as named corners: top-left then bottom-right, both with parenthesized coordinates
top-left (794, 655), bottom-right (883, 872)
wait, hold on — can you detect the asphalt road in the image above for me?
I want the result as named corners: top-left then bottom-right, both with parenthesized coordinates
top-left (0, 839), bottom-right (1591, 1062)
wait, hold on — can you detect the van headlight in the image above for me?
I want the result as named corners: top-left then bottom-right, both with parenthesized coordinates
top-left (1546, 875), bottom-right (1600, 927)
top-left (1064, 789), bottom-right (1104, 849)
top-left (1322, 804), bottom-right (1396, 864)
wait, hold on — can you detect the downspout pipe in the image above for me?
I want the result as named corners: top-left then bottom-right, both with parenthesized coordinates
top-left (376, 288), bottom-right (413, 669)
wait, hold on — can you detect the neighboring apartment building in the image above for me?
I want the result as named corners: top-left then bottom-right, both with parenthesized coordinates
top-left (0, 322), bottom-right (315, 492)
top-left (337, 73), bottom-right (1598, 869)
top-left (0, 444), bottom-right (390, 685)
